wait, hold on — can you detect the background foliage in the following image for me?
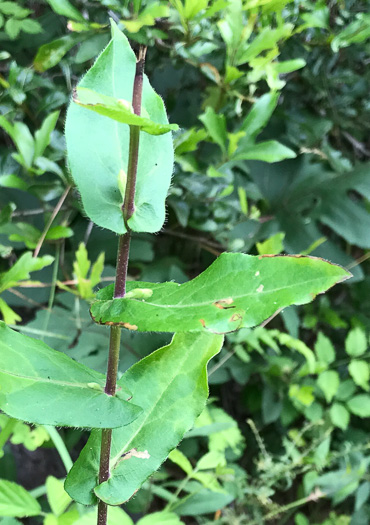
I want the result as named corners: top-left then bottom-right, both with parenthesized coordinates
top-left (0, 0), bottom-right (369, 524)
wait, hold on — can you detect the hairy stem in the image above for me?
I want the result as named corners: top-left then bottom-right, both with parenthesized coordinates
top-left (97, 44), bottom-right (146, 525)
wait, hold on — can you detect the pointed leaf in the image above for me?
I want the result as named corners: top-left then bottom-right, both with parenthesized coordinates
top-left (34, 111), bottom-right (60, 159)
top-left (0, 480), bottom-right (41, 517)
top-left (233, 140), bottom-right (296, 162)
top-left (0, 252), bottom-right (54, 293)
top-left (199, 107), bottom-right (227, 153)
top-left (65, 22), bottom-right (175, 234)
top-left (34, 34), bottom-right (85, 72)
top-left (0, 322), bottom-right (141, 428)
top-left (46, 477), bottom-right (71, 517)
top-left (45, 0), bottom-right (85, 22)
top-left (241, 92), bottom-right (279, 139)
top-left (65, 332), bottom-right (224, 505)
top-left (90, 254), bottom-right (350, 334)
top-left (73, 88), bottom-right (178, 136)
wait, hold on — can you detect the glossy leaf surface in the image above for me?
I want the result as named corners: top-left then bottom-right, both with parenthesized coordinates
top-left (65, 22), bottom-right (175, 234)
top-left (0, 322), bottom-right (141, 428)
top-left (91, 254), bottom-right (350, 333)
top-left (65, 332), bottom-right (224, 505)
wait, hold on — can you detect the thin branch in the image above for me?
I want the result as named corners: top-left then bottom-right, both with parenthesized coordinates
top-left (33, 185), bottom-right (72, 258)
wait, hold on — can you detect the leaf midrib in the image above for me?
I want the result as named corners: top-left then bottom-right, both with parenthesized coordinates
top-left (98, 274), bottom-right (339, 310)
top-left (0, 367), bottom-right (103, 390)
top-left (109, 340), bottom-right (203, 469)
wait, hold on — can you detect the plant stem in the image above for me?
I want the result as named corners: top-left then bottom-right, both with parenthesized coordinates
top-left (33, 184), bottom-right (71, 258)
top-left (44, 425), bottom-right (73, 473)
top-left (97, 44), bottom-right (147, 525)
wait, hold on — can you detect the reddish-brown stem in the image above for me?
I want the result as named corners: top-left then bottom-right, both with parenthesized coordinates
top-left (122, 46), bottom-right (147, 224)
top-left (114, 232), bottom-right (131, 298)
top-left (97, 44), bottom-right (146, 525)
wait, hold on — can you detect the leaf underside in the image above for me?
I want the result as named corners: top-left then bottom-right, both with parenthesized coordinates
top-left (65, 21), bottom-right (174, 234)
top-left (0, 322), bottom-right (141, 428)
top-left (90, 253), bottom-right (351, 333)
top-left (64, 332), bottom-right (224, 505)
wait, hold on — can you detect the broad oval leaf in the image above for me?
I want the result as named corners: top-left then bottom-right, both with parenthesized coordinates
top-left (65, 332), bottom-right (224, 505)
top-left (0, 322), bottom-right (141, 428)
top-left (90, 254), bottom-right (351, 333)
top-left (65, 21), bottom-right (175, 234)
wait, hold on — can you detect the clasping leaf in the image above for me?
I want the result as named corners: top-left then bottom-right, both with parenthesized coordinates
top-left (90, 254), bottom-right (351, 334)
top-left (73, 87), bottom-right (178, 136)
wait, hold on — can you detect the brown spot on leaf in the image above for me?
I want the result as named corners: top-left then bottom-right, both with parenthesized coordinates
top-left (214, 298), bottom-right (234, 309)
top-left (230, 313), bottom-right (242, 322)
top-left (121, 448), bottom-right (150, 461)
top-left (115, 448), bottom-right (150, 468)
top-left (122, 322), bottom-right (138, 331)
top-left (200, 319), bottom-right (206, 328)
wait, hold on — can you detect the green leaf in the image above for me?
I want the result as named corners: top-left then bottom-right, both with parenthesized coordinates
top-left (199, 107), bottom-right (227, 153)
top-left (34, 34), bottom-right (85, 72)
top-left (331, 13), bottom-right (370, 52)
top-left (0, 174), bottom-right (28, 191)
top-left (45, 225), bottom-right (73, 241)
top-left (348, 360), bottom-right (370, 391)
top-left (315, 332), bottom-right (336, 364)
top-left (330, 403), bottom-right (350, 430)
top-left (46, 477), bottom-right (71, 517)
top-left (20, 19), bottom-right (42, 34)
top-left (65, 332), bottom-right (224, 505)
top-left (347, 395), bottom-right (370, 418)
top-left (0, 2), bottom-right (30, 16)
top-left (317, 370), bottom-right (340, 403)
top-left (345, 327), bottom-right (367, 357)
top-left (168, 449), bottom-right (193, 474)
top-left (236, 24), bottom-right (294, 65)
top-left (0, 118), bottom-right (34, 169)
top-left (0, 252), bottom-right (54, 293)
top-left (34, 111), bottom-right (60, 159)
top-left (241, 92), bottom-right (279, 140)
top-left (289, 384), bottom-right (314, 407)
top-left (123, 2), bottom-right (169, 33)
top-left (0, 298), bottom-right (21, 324)
top-left (0, 480), bottom-right (41, 517)
top-left (256, 232), bottom-right (285, 255)
top-left (65, 22), bottom-right (175, 234)
top-left (5, 18), bottom-right (21, 39)
top-left (73, 87), bottom-right (178, 136)
top-left (0, 322), bottom-right (141, 428)
top-left (0, 202), bottom-right (15, 226)
top-left (232, 140), bottom-right (296, 162)
top-left (90, 254), bottom-right (350, 334)
top-left (45, 0), bottom-right (85, 22)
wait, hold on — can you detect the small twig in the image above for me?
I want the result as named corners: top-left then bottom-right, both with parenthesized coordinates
top-left (33, 185), bottom-right (72, 258)
top-left (84, 220), bottom-right (94, 245)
